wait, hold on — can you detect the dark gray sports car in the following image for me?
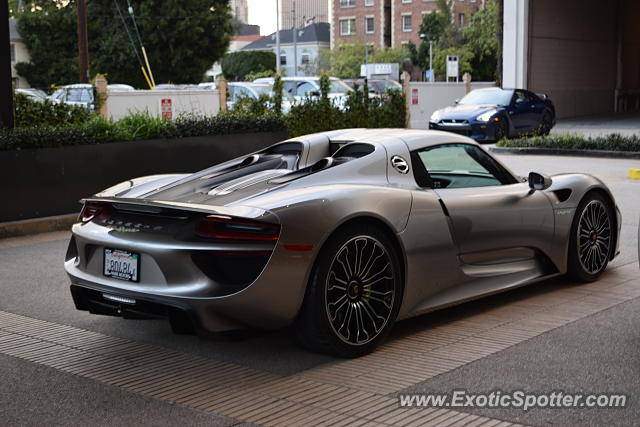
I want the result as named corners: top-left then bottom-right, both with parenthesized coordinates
top-left (65, 129), bottom-right (620, 357)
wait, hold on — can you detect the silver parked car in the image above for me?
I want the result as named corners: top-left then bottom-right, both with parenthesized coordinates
top-left (64, 129), bottom-right (621, 357)
top-left (49, 84), bottom-right (95, 111)
top-left (253, 76), bottom-right (353, 110)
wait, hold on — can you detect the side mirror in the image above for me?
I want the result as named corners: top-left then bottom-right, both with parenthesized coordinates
top-left (310, 91), bottom-right (320, 97)
top-left (454, 98), bottom-right (460, 105)
top-left (528, 172), bottom-right (552, 191)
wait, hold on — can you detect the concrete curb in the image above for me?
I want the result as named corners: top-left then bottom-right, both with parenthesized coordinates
top-left (490, 146), bottom-right (640, 159)
top-left (0, 213), bottom-right (77, 239)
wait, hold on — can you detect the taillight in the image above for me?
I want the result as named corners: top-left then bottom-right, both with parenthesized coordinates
top-left (80, 202), bottom-right (107, 223)
top-left (196, 215), bottom-right (280, 241)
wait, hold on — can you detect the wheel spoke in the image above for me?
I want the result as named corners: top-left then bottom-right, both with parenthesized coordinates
top-left (325, 235), bottom-right (396, 345)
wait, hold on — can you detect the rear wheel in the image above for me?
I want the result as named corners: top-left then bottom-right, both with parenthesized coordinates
top-left (295, 223), bottom-right (403, 357)
top-left (567, 193), bottom-right (614, 282)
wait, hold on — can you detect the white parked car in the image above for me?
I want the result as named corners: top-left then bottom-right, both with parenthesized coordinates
top-left (16, 88), bottom-right (48, 103)
top-left (49, 84), bottom-right (95, 111)
top-left (253, 76), bottom-right (353, 110)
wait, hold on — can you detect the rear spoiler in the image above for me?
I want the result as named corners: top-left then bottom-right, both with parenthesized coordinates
top-left (81, 197), bottom-right (270, 221)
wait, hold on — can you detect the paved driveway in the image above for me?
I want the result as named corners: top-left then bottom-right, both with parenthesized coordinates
top-left (0, 153), bottom-right (638, 426)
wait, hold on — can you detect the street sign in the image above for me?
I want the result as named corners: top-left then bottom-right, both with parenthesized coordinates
top-left (446, 55), bottom-right (459, 82)
top-left (160, 98), bottom-right (172, 120)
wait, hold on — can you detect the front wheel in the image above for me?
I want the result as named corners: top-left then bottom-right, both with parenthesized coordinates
top-left (494, 119), bottom-right (508, 142)
top-left (567, 193), bottom-right (614, 282)
top-left (295, 224), bottom-right (403, 357)
top-left (539, 112), bottom-right (552, 136)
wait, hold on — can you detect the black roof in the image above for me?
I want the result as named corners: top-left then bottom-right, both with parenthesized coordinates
top-left (242, 22), bottom-right (329, 50)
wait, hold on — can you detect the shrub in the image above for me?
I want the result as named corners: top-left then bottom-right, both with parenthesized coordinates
top-left (14, 93), bottom-right (94, 128)
top-left (496, 133), bottom-right (640, 152)
top-left (220, 51), bottom-right (276, 81)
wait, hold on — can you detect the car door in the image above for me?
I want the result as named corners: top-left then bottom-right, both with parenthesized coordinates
top-left (525, 90), bottom-right (546, 129)
top-left (412, 143), bottom-right (555, 265)
top-left (508, 90), bottom-right (536, 133)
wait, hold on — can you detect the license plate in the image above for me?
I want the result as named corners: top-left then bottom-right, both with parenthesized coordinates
top-left (103, 248), bottom-right (139, 282)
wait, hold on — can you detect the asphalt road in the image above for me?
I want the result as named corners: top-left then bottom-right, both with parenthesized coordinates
top-left (0, 153), bottom-right (638, 426)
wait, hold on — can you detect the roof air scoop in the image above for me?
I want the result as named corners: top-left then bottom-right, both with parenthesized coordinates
top-left (239, 154), bottom-right (261, 167)
top-left (310, 157), bottom-right (334, 172)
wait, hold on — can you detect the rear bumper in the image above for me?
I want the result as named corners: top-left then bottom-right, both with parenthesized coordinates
top-left (64, 215), bottom-right (316, 333)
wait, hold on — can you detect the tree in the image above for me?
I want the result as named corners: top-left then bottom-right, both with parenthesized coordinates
top-left (325, 41), bottom-right (408, 79)
top-left (220, 51), bottom-right (276, 81)
top-left (14, 0), bottom-right (234, 89)
top-left (463, 0), bottom-right (499, 81)
top-left (14, 3), bottom-right (78, 89)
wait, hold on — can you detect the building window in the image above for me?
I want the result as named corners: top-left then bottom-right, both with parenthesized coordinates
top-left (402, 0), bottom-right (412, 3)
top-left (458, 13), bottom-right (465, 26)
top-left (402, 14), bottom-right (412, 32)
top-left (365, 0), bottom-right (374, 5)
top-left (301, 53), bottom-right (310, 65)
top-left (339, 0), bottom-right (355, 7)
top-left (10, 44), bottom-right (15, 63)
top-left (280, 53), bottom-right (287, 65)
top-left (365, 17), bottom-right (374, 34)
top-left (340, 18), bottom-right (356, 35)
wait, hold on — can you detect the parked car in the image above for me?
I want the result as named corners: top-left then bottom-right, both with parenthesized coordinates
top-left (227, 82), bottom-right (281, 110)
top-left (253, 76), bottom-right (353, 109)
top-left (15, 88), bottom-right (48, 103)
top-left (49, 84), bottom-right (95, 111)
top-left (343, 79), bottom-right (402, 95)
top-left (107, 84), bottom-right (135, 92)
top-left (429, 87), bottom-right (556, 142)
top-left (64, 128), bottom-right (620, 357)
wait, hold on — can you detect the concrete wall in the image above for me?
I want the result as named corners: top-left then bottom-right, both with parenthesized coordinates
top-left (527, 0), bottom-right (618, 118)
top-left (10, 40), bottom-right (30, 88)
top-left (407, 82), bottom-right (496, 129)
top-left (106, 90), bottom-right (220, 120)
top-left (0, 131), bottom-right (288, 222)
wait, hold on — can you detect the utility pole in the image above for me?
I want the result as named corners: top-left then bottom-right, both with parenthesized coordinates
top-left (0, 0), bottom-right (14, 128)
top-left (275, 0), bottom-right (280, 73)
top-left (292, 0), bottom-right (297, 77)
top-left (77, 0), bottom-right (89, 83)
top-left (429, 40), bottom-right (434, 82)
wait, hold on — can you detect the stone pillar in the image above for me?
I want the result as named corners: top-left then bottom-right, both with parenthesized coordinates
top-left (463, 72), bottom-right (472, 94)
top-left (401, 71), bottom-right (411, 128)
top-left (217, 75), bottom-right (227, 113)
top-left (94, 74), bottom-right (108, 119)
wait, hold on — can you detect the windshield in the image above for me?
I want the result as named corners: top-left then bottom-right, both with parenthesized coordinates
top-left (66, 88), bottom-right (93, 103)
top-left (316, 80), bottom-right (352, 94)
top-left (459, 89), bottom-right (512, 106)
top-left (250, 85), bottom-right (273, 96)
top-left (376, 80), bottom-right (402, 92)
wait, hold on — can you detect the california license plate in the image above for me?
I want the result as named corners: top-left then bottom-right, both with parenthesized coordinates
top-left (103, 248), bottom-right (139, 282)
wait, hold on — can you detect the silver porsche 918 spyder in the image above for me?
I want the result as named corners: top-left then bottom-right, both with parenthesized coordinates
top-left (65, 129), bottom-right (621, 357)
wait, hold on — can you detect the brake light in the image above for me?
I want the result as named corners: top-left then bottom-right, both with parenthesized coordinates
top-left (80, 202), bottom-right (107, 223)
top-left (196, 215), bottom-right (280, 241)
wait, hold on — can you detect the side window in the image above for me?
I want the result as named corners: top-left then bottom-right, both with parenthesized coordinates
top-left (513, 90), bottom-right (528, 105)
top-left (296, 82), bottom-right (317, 96)
top-left (412, 144), bottom-right (516, 189)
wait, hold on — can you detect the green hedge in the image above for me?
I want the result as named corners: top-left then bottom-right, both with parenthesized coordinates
top-left (496, 133), bottom-right (640, 152)
top-left (3, 77), bottom-right (406, 151)
top-left (0, 112), bottom-right (286, 151)
top-left (14, 93), bottom-right (93, 127)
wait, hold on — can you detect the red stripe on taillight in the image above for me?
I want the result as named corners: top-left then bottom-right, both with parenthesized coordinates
top-left (283, 244), bottom-right (313, 251)
top-left (80, 202), bottom-right (107, 223)
top-left (196, 215), bottom-right (280, 241)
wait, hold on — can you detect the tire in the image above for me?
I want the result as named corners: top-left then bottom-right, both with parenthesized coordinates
top-left (494, 119), bottom-right (508, 142)
top-left (539, 112), bottom-right (552, 136)
top-left (295, 223), bottom-right (403, 357)
top-left (567, 193), bottom-right (615, 282)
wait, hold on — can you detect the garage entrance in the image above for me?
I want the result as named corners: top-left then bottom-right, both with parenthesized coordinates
top-left (504, 0), bottom-right (640, 119)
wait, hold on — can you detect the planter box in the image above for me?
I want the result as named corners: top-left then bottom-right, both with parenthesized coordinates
top-left (0, 131), bottom-right (288, 222)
